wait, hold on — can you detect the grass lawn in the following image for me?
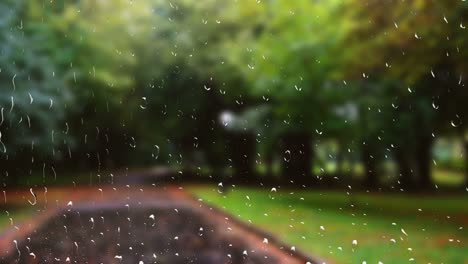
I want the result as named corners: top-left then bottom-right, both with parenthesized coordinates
top-left (190, 185), bottom-right (467, 264)
top-left (433, 169), bottom-right (466, 187)
top-left (0, 207), bottom-right (37, 233)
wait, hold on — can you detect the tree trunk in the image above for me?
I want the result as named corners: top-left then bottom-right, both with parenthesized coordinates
top-left (464, 137), bottom-right (468, 188)
top-left (229, 132), bottom-right (256, 183)
top-left (362, 143), bottom-right (378, 188)
top-left (394, 148), bottom-right (414, 190)
top-left (336, 141), bottom-right (345, 178)
top-left (416, 134), bottom-right (433, 189)
top-left (280, 133), bottom-right (313, 185)
top-left (264, 150), bottom-right (274, 179)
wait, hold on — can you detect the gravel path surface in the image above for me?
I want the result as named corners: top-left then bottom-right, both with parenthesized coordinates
top-left (0, 186), bottom-right (311, 264)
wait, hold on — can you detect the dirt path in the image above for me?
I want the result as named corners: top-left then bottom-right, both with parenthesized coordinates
top-left (0, 185), bottom-right (315, 264)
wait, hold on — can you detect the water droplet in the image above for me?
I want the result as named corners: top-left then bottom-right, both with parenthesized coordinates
top-left (283, 150), bottom-right (291, 162)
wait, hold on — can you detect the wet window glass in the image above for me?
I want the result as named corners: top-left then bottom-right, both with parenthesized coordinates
top-left (0, 0), bottom-right (466, 263)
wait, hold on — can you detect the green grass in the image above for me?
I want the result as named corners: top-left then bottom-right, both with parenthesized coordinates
top-left (433, 169), bottom-right (466, 187)
top-left (190, 185), bottom-right (468, 264)
top-left (0, 208), bottom-right (37, 233)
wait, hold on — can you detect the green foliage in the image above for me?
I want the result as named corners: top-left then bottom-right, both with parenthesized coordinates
top-left (233, 0), bottom-right (350, 133)
top-left (0, 0), bottom-right (466, 185)
top-left (0, 0), bottom-right (73, 160)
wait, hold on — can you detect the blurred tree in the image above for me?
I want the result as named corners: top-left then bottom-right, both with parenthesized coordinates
top-left (1, 0), bottom-right (466, 190)
top-left (0, 0), bottom-right (74, 183)
top-left (232, 0), bottom-right (350, 184)
top-left (341, 0), bottom-right (467, 188)
top-left (124, 0), bottom-right (262, 180)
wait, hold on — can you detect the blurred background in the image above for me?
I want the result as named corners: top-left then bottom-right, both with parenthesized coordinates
top-left (0, 0), bottom-right (467, 263)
